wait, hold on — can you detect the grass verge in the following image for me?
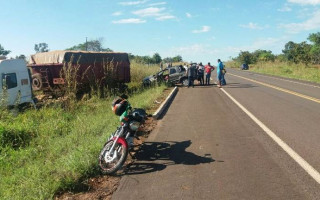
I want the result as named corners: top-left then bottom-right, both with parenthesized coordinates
top-left (225, 61), bottom-right (320, 84)
top-left (250, 62), bottom-right (320, 83)
top-left (0, 85), bottom-right (167, 199)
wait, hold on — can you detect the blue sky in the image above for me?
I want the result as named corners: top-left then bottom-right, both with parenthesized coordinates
top-left (1, 0), bottom-right (320, 63)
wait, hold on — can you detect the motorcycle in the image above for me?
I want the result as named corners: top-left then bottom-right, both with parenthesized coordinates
top-left (98, 96), bottom-right (147, 174)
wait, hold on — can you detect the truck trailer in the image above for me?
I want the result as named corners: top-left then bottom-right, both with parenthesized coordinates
top-left (28, 51), bottom-right (131, 93)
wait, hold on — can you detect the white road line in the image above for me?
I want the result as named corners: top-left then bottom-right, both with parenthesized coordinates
top-left (220, 88), bottom-right (320, 185)
top-left (246, 71), bottom-right (320, 89)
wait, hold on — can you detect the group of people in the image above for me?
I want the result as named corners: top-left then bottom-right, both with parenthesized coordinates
top-left (185, 59), bottom-right (226, 88)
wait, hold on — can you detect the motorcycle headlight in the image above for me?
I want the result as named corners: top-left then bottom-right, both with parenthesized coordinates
top-left (129, 121), bottom-right (140, 131)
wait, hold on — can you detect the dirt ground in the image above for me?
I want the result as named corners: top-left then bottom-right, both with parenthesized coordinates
top-left (55, 88), bottom-right (173, 200)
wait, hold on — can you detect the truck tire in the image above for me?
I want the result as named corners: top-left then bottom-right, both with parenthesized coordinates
top-left (32, 74), bottom-right (42, 91)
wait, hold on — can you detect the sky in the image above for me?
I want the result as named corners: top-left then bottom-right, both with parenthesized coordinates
top-left (1, 0), bottom-right (320, 63)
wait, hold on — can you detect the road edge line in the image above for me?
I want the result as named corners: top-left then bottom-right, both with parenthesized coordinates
top-left (228, 73), bottom-right (320, 104)
top-left (220, 88), bottom-right (320, 185)
top-left (153, 86), bottom-right (178, 119)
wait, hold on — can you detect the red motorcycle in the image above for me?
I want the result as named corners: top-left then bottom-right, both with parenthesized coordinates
top-left (98, 96), bottom-right (146, 174)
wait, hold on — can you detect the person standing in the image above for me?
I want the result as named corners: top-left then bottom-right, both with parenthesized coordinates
top-left (183, 63), bottom-right (188, 71)
top-left (217, 59), bottom-right (225, 87)
top-left (204, 62), bottom-right (214, 85)
top-left (221, 63), bottom-right (226, 86)
top-left (197, 62), bottom-right (204, 85)
top-left (187, 64), bottom-right (196, 88)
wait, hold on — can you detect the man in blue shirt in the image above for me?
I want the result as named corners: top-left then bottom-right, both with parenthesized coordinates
top-left (217, 59), bottom-right (225, 88)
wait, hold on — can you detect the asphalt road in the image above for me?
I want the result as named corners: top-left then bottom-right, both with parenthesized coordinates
top-left (112, 69), bottom-right (320, 200)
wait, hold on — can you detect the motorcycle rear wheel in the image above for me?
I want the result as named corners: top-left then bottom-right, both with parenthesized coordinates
top-left (99, 140), bottom-right (128, 174)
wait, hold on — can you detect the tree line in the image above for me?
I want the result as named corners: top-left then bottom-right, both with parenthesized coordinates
top-left (128, 53), bottom-right (183, 64)
top-left (233, 32), bottom-right (320, 66)
top-left (1, 38), bottom-right (183, 64)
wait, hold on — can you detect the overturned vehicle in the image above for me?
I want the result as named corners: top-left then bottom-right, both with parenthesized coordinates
top-left (28, 51), bottom-right (131, 95)
top-left (143, 65), bottom-right (189, 86)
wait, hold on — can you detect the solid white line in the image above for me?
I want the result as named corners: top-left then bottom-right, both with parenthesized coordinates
top-left (220, 88), bottom-right (320, 185)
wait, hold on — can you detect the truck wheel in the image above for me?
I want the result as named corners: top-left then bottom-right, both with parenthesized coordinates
top-left (32, 74), bottom-right (42, 91)
top-left (182, 78), bottom-right (189, 87)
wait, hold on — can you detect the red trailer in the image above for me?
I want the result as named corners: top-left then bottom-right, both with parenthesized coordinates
top-left (28, 51), bottom-right (130, 93)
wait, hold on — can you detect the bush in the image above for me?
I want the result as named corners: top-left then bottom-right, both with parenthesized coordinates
top-left (0, 125), bottom-right (33, 149)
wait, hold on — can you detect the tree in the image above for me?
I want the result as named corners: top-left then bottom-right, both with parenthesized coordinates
top-left (152, 53), bottom-right (162, 64)
top-left (0, 44), bottom-right (11, 56)
top-left (66, 38), bottom-right (113, 52)
top-left (162, 57), bottom-right (172, 63)
top-left (296, 41), bottom-right (311, 65)
top-left (282, 41), bottom-right (311, 65)
top-left (282, 41), bottom-right (298, 63)
top-left (172, 55), bottom-right (182, 62)
top-left (237, 51), bottom-right (254, 64)
top-left (15, 54), bottom-right (26, 60)
top-left (253, 50), bottom-right (275, 62)
top-left (308, 32), bottom-right (320, 45)
top-left (308, 32), bottom-right (320, 64)
top-left (34, 43), bottom-right (49, 53)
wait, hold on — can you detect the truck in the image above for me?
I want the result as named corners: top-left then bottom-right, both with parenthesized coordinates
top-left (28, 51), bottom-right (131, 94)
top-left (0, 58), bottom-right (35, 106)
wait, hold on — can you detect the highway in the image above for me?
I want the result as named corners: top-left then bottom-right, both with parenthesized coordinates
top-left (113, 69), bottom-right (320, 200)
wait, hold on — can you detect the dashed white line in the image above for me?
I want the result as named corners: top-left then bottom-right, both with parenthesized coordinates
top-left (220, 88), bottom-right (320, 185)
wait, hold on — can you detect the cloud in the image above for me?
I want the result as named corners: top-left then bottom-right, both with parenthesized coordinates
top-left (112, 11), bottom-right (123, 16)
top-left (288, 0), bottom-right (320, 5)
top-left (166, 36), bottom-right (288, 62)
top-left (279, 9), bottom-right (320, 33)
top-left (112, 18), bottom-right (146, 24)
top-left (278, 5), bottom-right (292, 12)
top-left (132, 7), bottom-right (165, 17)
top-left (171, 44), bottom-right (218, 57)
top-left (186, 13), bottom-right (192, 18)
top-left (156, 15), bottom-right (175, 21)
top-left (148, 2), bottom-right (167, 6)
top-left (224, 37), bottom-right (288, 56)
top-left (192, 26), bottom-right (210, 33)
top-left (132, 6), bottom-right (176, 21)
top-left (119, 0), bottom-right (148, 6)
top-left (250, 37), bottom-right (284, 50)
top-left (239, 22), bottom-right (269, 30)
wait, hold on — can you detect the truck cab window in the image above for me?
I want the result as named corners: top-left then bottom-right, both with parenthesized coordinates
top-left (2, 73), bottom-right (17, 89)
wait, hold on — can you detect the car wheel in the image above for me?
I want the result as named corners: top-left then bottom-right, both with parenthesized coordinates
top-left (182, 78), bottom-right (189, 87)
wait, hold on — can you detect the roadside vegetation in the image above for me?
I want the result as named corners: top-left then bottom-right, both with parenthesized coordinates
top-left (226, 60), bottom-right (320, 83)
top-left (0, 62), bottom-right (166, 199)
top-left (227, 32), bottom-right (320, 83)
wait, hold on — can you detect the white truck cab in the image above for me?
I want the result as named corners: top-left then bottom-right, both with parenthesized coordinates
top-left (0, 58), bottom-right (35, 106)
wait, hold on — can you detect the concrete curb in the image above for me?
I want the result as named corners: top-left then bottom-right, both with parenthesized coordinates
top-left (152, 86), bottom-right (178, 119)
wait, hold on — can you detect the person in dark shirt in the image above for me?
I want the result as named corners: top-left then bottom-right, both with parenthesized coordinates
top-left (187, 64), bottom-right (196, 88)
top-left (197, 62), bottom-right (204, 85)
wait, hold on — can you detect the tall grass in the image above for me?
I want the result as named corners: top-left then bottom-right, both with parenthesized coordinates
top-left (0, 61), bottom-right (167, 199)
top-left (250, 61), bottom-right (320, 83)
top-left (127, 61), bottom-right (160, 91)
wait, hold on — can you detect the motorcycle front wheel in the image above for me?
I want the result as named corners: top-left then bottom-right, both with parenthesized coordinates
top-left (99, 139), bottom-right (128, 174)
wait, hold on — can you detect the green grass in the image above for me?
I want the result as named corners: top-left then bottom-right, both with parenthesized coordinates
top-left (127, 61), bottom-right (161, 91)
top-left (225, 60), bottom-right (320, 84)
top-left (0, 72), bottom-right (167, 199)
